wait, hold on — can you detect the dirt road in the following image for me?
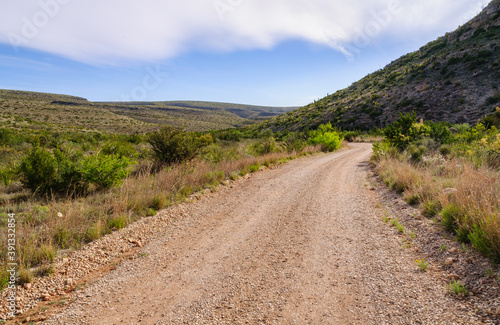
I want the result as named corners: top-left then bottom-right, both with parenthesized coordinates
top-left (47, 143), bottom-right (481, 324)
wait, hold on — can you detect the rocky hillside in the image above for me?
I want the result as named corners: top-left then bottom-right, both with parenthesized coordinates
top-left (260, 0), bottom-right (500, 131)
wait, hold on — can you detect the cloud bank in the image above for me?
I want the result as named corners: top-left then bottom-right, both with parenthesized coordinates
top-left (0, 0), bottom-right (490, 65)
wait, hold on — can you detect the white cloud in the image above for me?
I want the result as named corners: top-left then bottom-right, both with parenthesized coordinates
top-left (0, 0), bottom-right (491, 65)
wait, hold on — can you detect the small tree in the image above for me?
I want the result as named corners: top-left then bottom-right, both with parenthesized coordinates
top-left (308, 123), bottom-right (344, 152)
top-left (148, 127), bottom-right (208, 165)
top-left (384, 112), bottom-right (430, 149)
top-left (19, 147), bottom-right (58, 195)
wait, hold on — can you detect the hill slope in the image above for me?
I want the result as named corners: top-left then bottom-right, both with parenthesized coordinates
top-left (260, 0), bottom-right (500, 131)
top-left (0, 89), bottom-right (296, 133)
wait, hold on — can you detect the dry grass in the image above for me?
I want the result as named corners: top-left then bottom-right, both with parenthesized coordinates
top-left (350, 135), bottom-right (384, 143)
top-left (375, 155), bottom-right (500, 261)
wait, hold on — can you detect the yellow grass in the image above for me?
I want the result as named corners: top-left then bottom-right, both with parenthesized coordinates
top-left (375, 155), bottom-right (500, 261)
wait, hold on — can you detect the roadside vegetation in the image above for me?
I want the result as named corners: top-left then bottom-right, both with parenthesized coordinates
top-left (0, 123), bottom-right (344, 289)
top-left (372, 109), bottom-right (500, 263)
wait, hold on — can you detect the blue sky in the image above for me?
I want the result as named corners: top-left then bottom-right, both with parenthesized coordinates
top-left (0, 0), bottom-right (491, 107)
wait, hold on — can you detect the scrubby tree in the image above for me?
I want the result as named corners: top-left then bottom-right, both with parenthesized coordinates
top-left (148, 127), bottom-right (211, 165)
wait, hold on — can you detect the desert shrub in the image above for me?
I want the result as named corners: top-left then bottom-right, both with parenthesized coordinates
top-left (19, 147), bottom-right (88, 196)
top-left (308, 123), bottom-right (343, 152)
top-left (216, 129), bottom-right (242, 141)
top-left (283, 132), bottom-right (307, 152)
top-left (374, 117), bottom-right (500, 262)
top-left (19, 147), bottom-right (57, 194)
top-left (249, 138), bottom-right (278, 156)
top-left (438, 144), bottom-right (452, 157)
top-left (0, 165), bottom-right (17, 186)
top-left (52, 149), bottom-right (87, 194)
top-left (0, 128), bottom-right (15, 146)
top-left (343, 131), bottom-right (360, 142)
top-left (384, 112), bottom-right (430, 149)
top-left (427, 122), bottom-right (452, 144)
top-left (407, 144), bottom-right (427, 162)
top-left (126, 133), bottom-right (143, 144)
top-left (80, 154), bottom-right (135, 190)
top-left (101, 141), bottom-right (137, 158)
top-left (371, 141), bottom-right (398, 161)
top-left (148, 127), bottom-right (207, 165)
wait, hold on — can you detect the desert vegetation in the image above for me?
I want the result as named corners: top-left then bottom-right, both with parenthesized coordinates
top-left (0, 122), bottom-right (344, 288)
top-left (372, 109), bottom-right (500, 262)
top-left (259, 1), bottom-right (500, 132)
top-left (0, 89), bottom-right (297, 134)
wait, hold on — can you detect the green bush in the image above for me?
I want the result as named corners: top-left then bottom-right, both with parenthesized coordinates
top-left (438, 144), bottom-right (452, 157)
top-left (216, 129), bottom-right (242, 141)
top-left (428, 122), bottom-right (452, 144)
top-left (250, 137), bottom-right (277, 156)
top-left (19, 146), bottom-right (133, 195)
top-left (101, 141), bottom-right (137, 158)
top-left (19, 147), bottom-right (57, 194)
top-left (0, 165), bottom-right (17, 186)
top-left (52, 149), bottom-right (87, 194)
top-left (407, 144), bottom-right (427, 162)
top-left (384, 112), bottom-right (430, 149)
top-left (148, 127), bottom-right (207, 165)
top-left (308, 123), bottom-right (343, 152)
top-left (81, 154), bottom-right (135, 190)
top-left (19, 147), bottom-right (88, 196)
top-left (283, 132), bottom-right (306, 152)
